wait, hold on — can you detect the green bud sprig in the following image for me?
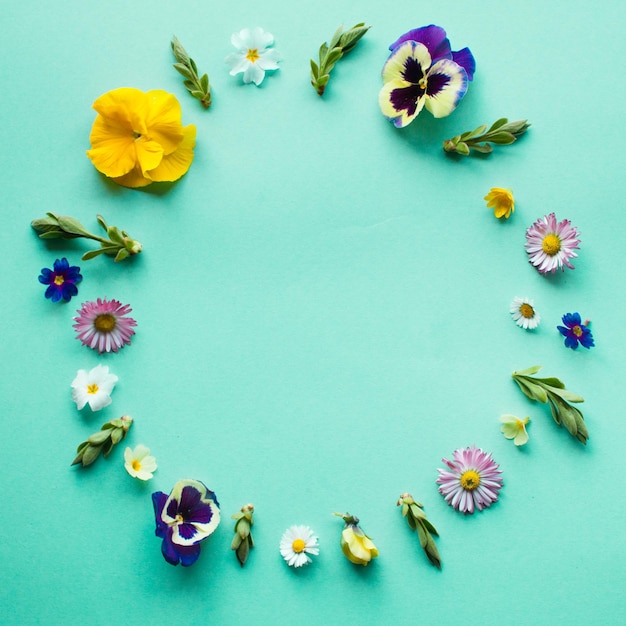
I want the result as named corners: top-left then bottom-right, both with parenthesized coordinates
top-left (443, 118), bottom-right (530, 156)
top-left (511, 365), bottom-right (588, 444)
top-left (310, 23), bottom-right (371, 96)
top-left (71, 415), bottom-right (133, 468)
top-left (171, 36), bottom-right (211, 109)
top-left (231, 504), bottom-right (255, 566)
top-left (31, 213), bottom-right (142, 262)
top-left (397, 493), bottom-right (441, 569)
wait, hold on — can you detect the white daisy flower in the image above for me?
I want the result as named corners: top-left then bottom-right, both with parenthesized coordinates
top-left (510, 296), bottom-right (540, 330)
top-left (225, 27), bottom-right (281, 86)
top-left (279, 525), bottom-right (319, 567)
top-left (124, 445), bottom-right (157, 480)
top-left (71, 364), bottom-right (118, 411)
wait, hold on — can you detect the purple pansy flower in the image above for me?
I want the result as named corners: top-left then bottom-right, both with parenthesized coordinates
top-left (152, 479), bottom-right (221, 566)
top-left (557, 313), bottom-right (595, 350)
top-left (38, 257), bottom-right (82, 302)
top-left (379, 25), bottom-right (475, 128)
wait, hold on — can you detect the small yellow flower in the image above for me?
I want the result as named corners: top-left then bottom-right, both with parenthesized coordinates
top-left (335, 513), bottom-right (378, 566)
top-left (484, 187), bottom-right (515, 219)
top-left (500, 414), bottom-right (530, 446)
top-left (87, 87), bottom-right (196, 188)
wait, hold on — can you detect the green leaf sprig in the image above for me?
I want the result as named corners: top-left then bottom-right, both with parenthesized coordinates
top-left (171, 36), bottom-right (211, 108)
top-left (71, 415), bottom-right (133, 467)
top-left (443, 118), bottom-right (530, 156)
top-left (231, 504), bottom-right (255, 566)
top-left (31, 212), bottom-right (142, 262)
top-left (511, 365), bottom-right (588, 444)
top-left (310, 23), bottom-right (371, 96)
top-left (397, 493), bottom-right (441, 568)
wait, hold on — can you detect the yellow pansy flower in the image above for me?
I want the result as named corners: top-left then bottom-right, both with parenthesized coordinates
top-left (484, 187), bottom-right (515, 219)
top-left (87, 87), bottom-right (196, 188)
top-left (335, 513), bottom-right (379, 566)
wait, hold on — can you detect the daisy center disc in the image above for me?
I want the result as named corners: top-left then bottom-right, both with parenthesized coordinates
top-left (519, 303), bottom-right (535, 319)
top-left (460, 470), bottom-right (481, 491)
top-left (87, 383), bottom-right (99, 395)
top-left (94, 313), bottom-right (116, 333)
top-left (542, 234), bottom-right (561, 256)
top-left (54, 275), bottom-right (65, 285)
top-left (246, 48), bottom-right (259, 62)
top-left (292, 538), bottom-right (306, 553)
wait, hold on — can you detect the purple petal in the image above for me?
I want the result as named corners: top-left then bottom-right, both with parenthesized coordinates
top-left (179, 485), bottom-right (214, 524)
top-left (452, 47), bottom-right (476, 80)
top-left (160, 527), bottom-right (202, 566)
top-left (166, 496), bottom-right (180, 520)
top-left (177, 543), bottom-right (202, 567)
top-left (45, 285), bottom-right (62, 302)
top-left (152, 491), bottom-right (168, 538)
top-left (53, 258), bottom-right (69, 273)
top-left (389, 84), bottom-right (424, 118)
top-left (177, 522), bottom-right (200, 541)
top-left (389, 25), bottom-right (451, 61)
top-left (38, 269), bottom-right (53, 284)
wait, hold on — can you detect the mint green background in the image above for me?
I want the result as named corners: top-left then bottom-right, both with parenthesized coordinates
top-left (2, 1), bottom-right (625, 624)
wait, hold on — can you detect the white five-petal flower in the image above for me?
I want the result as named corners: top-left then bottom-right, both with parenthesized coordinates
top-left (225, 27), bottom-right (281, 86)
top-left (71, 364), bottom-right (118, 411)
top-left (124, 445), bottom-right (157, 480)
top-left (279, 525), bottom-right (319, 567)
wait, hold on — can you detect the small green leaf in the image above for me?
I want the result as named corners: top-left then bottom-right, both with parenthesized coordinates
top-left (513, 365), bottom-right (543, 377)
top-left (488, 117), bottom-right (509, 132)
top-left (415, 521), bottom-right (428, 549)
top-left (81, 249), bottom-right (104, 261)
top-left (484, 131), bottom-right (517, 145)
top-left (87, 430), bottom-right (112, 445)
top-left (81, 445), bottom-right (102, 467)
top-left (470, 142), bottom-right (493, 154)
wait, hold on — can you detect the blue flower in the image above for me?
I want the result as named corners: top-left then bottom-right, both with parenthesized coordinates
top-left (38, 258), bottom-right (82, 302)
top-left (557, 313), bottom-right (595, 350)
top-left (379, 25), bottom-right (475, 128)
top-left (152, 479), bottom-right (220, 566)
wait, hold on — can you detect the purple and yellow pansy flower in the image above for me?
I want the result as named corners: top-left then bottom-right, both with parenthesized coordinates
top-left (379, 25), bottom-right (475, 128)
top-left (152, 479), bottom-right (220, 566)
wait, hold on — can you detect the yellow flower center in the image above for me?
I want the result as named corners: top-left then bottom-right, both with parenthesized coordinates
top-left (246, 48), bottom-right (260, 63)
top-left (174, 514), bottom-right (184, 524)
top-left (292, 538), bottom-right (306, 553)
top-left (542, 234), bottom-right (561, 256)
top-left (515, 419), bottom-right (525, 429)
top-left (519, 303), bottom-right (535, 319)
top-left (87, 383), bottom-right (99, 395)
top-left (132, 459), bottom-right (142, 471)
top-left (54, 275), bottom-right (65, 285)
top-left (94, 313), bottom-right (116, 333)
top-left (460, 470), bottom-right (481, 491)
top-left (418, 77), bottom-right (427, 90)
top-left (572, 325), bottom-right (583, 337)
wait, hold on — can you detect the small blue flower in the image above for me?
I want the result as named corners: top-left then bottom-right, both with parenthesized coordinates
top-left (152, 479), bottom-right (220, 566)
top-left (557, 312), bottom-right (595, 350)
top-left (38, 258), bottom-right (82, 302)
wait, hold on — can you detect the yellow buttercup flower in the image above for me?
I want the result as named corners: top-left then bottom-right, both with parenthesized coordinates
top-left (87, 87), bottom-right (196, 188)
top-left (484, 187), bottom-right (515, 219)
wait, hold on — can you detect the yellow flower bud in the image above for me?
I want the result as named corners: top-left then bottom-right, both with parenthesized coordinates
top-left (340, 523), bottom-right (379, 566)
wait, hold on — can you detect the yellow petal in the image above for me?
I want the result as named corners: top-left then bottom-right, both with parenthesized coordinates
top-left (146, 124), bottom-right (196, 182)
top-left (92, 87), bottom-right (149, 134)
top-left (87, 116), bottom-right (138, 177)
top-left (144, 90), bottom-right (185, 155)
top-left (111, 166), bottom-right (153, 188)
top-left (344, 528), bottom-right (372, 564)
top-left (134, 138), bottom-right (164, 177)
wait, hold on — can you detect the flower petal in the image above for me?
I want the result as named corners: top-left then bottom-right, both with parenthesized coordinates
top-left (388, 25), bottom-right (451, 61)
top-left (144, 90), bottom-right (185, 155)
top-left (423, 59), bottom-right (468, 118)
top-left (145, 125), bottom-right (196, 182)
top-left (452, 47), bottom-right (476, 80)
top-left (379, 80), bottom-right (425, 128)
top-left (382, 41), bottom-right (432, 84)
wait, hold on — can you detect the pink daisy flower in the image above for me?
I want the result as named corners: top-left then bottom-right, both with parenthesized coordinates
top-left (436, 446), bottom-right (503, 514)
top-left (73, 298), bottom-right (137, 353)
top-left (524, 213), bottom-right (580, 274)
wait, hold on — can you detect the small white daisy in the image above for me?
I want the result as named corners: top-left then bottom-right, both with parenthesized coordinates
top-left (510, 296), bottom-right (540, 330)
top-left (279, 525), bottom-right (319, 567)
top-left (124, 445), bottom-right (157, 480)
top-left (71, 364), bottom-right (118, 411)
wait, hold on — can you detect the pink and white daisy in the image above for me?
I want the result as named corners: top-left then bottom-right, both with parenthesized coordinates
top-left (436, 446), bottom-right (503, 514)
top-left (524, 213), bottom-right (580, 274)
top-left (73, 297), bottom-right (137, 353)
